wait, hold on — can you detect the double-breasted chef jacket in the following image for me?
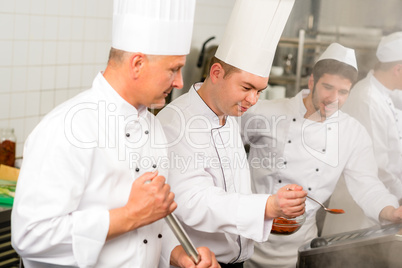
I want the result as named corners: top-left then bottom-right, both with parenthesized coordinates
top-left (12, 73), bottom-right (178, 268)
top-left (156, 83), bottom-right (272, 264)
top-left (241, 89), bottom-right (399, 268)
top-left (342, 71), bottom-right (402, 201)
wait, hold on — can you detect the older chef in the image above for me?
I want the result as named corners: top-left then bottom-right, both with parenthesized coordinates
top-left (11, 1), bottom-right (219, 267)
top-left (157, 1), bottom-right (306, 267)
top-left (241, 43), bottom-right (402, 268)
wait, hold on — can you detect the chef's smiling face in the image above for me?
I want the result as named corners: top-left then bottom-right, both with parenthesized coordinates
top-left (213, 68), bottom-right (268, 117)
top-left (307, 73), bottom-right (352, 120)
top-left (141, 55), bottom-right (186, 109)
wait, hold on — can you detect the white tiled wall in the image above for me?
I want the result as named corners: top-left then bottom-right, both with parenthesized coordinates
top-left (0, 0), bottom-right (114, 158)
top-left (0, 0), bottom-right (236, 159)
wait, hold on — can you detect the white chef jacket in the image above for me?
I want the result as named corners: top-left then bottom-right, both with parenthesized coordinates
top-left (342, 71), bottom-right (402, 201)
top-left (240, 89), bottom-right (399, 268)
top-left (156, 83), bottom-right (272, 264)
top-left (12, 73), bottom-right (178, 268)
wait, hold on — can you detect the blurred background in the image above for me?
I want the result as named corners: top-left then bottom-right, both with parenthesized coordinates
top-left (1, 0), bottom-right (402, 158)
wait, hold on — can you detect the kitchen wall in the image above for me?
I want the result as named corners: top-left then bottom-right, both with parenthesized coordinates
top-left (0, 0), bottom-right (113, 158)
top-left (0, 0), bottom-right (235, 159)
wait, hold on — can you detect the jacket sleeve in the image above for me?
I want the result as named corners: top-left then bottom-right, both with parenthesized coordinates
top-left (11, 118), bottom-right (109, 267)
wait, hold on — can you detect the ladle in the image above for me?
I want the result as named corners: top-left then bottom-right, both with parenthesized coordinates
top-left (286, 188), bottom-right (345, 214)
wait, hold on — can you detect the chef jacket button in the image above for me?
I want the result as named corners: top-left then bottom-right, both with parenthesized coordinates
top-left (288, 140), bottom-right (291, 143)
top-left (145, 130), bottom-right (149, 134)
top-left (328, 127), bottom-right (331, 131)
top-left (308, 187), bottom-right (312, 191)
top-left (293, 118), bottom-right (296, 122)
top-left (158, 234), bottom-right (162, 238)
top-left (135, 168), bottom-right (140, 172)
top-left (322, 149), bottom-right (326, 152)
top-left (126, 133), bottom-right (130, 137)
top-left (278, 180), bottom-right (282, 183)
top-left (316, 168), bottom-right (319, 172)
top-left (143, 239), bottom-right (148, 244)
top-left (284, 161), bottom-right (287, 165)
top-left (152, 164), bottom-right (157, 168)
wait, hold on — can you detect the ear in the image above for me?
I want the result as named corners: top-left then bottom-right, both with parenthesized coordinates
top-left (308, 74), bottom-right (315, 90)
top-left (209, 63), bottom-right (225, 83)
top-left (129, 53), bottom-right (146, 79)
top-left (393, 64), bottom-right (402, 77)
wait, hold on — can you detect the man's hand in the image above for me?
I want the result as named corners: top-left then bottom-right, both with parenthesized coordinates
top-left (170, 246), bottom-right (220, 268)
top-left (107, 171), bottom-right (176, 240)
top-left (265, 184), bottom-right (307, 219)
top-left (379, 205), bottom-right (402, 223)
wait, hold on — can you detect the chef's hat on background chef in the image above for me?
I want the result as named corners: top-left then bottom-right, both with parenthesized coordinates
top-left (215, 0), bottom-right (295, 77)
top-left (376, 31), bottom-right (402, 63)
top-left (316, 43), bottom-right (358, 71)
top-left (112, 0), bottom-right (196, 55)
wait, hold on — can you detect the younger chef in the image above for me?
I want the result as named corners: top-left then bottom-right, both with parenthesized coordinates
top-left (11, 1), bottom-right (218, 267)
top-left (325, 32), bottom-right (402, 233)
top-left (241, 43), bottom-right (402, 268)
top-left (157, 1), bottom-right (306, 267)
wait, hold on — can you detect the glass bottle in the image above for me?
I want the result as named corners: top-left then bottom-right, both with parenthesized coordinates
top-left (0, 128), bottom-right (16, 167)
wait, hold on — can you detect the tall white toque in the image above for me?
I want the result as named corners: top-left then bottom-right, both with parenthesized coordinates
top-left (112, 0), bottom-right (196, 55)
top-left (376, 31), bottom-right (402, 63)
top-left (317, 43), bottom-right (358, 71)
top-left (215, 0), bottom-right (295, 77)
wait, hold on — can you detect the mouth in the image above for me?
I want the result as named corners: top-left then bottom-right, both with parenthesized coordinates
top-left (239, 105), bottom-right (250, 113)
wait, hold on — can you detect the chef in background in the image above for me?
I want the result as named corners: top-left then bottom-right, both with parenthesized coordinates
top-left (324, 32), bottom-right (402, 234)
top-left (157, 1), bottom-right (306, 267)
top-left (11, 0), bottom-right (218, 267)
top-left (342, 31), bottom-right (402, 202)
top-left (241, 43), bottom-right (402, 268)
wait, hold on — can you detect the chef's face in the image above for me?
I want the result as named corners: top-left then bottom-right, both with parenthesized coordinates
top-left (213, 69), bottom-right (268, 117)
top-left (309, 73), bottom-right (352, 118)
top-left (141, 55), bottom-right (186, 108)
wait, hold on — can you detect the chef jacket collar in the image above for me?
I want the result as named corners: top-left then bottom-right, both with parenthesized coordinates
top-left (299, 89), bottom-right (339, 121)
top-left (96, 72), bottom-right (148, 118)
top-left (189, 83), bottom-right (225, 128)
top-left (368, 70), bottom-right (393, 98)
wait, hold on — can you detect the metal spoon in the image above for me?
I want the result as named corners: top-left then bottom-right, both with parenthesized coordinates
top-left (286, 188), bottom-right (345, 214)
top-left (306, 195), bottom-right (345, 214)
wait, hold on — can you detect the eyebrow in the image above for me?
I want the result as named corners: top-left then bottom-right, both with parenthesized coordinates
top-left (244, 81), bottom-right (268, 91)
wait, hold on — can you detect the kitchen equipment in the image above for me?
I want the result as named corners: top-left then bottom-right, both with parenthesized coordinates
top-left (297, 223), bottom-right (402, 268)
top-left (270, 66), bottom-right (284, 76)
top-left (271, 213), bottom-right (306, 235)
top-left (306, 195), bottom-right (345, 214)
top-left (165, 213), bottom-right (200, 264)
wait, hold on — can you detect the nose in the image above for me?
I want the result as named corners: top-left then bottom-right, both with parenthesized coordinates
top-left (172, 69), bottom-right (184, 90)
top-left (245, 90), bottom-right (259, 106)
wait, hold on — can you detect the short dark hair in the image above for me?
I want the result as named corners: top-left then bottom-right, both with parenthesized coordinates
top-left (207, 56), bottom-right (240, 78)
top-left (107, 47), bottom-right (130, 65)
top-left (312, 59), bottom-right (358, 86)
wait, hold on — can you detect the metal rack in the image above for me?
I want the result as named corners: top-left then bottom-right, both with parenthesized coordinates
top-left (0, 209), bottom-right (20, 268)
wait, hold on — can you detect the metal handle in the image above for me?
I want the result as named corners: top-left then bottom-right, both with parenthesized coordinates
top-left (165, 213), bottom-right (200, 264)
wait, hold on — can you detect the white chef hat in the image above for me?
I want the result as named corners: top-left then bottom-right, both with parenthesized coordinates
top-left (112, 0), bottom-right (195, 55)
top-left (376, 32), bottom-right (402, 63)
top-left (316, 43), bottom-right (358, 71)
top-left (215, 0), bottom-right (295, 78)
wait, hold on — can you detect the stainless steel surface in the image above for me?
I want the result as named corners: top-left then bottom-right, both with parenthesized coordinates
top-left (297, 223), bottom-right (402, 268)
top-left (165, 213), bottom-right (200, 264)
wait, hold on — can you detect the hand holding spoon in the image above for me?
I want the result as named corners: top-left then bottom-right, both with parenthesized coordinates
top-left (286, 188), bottom-right (345, 214)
